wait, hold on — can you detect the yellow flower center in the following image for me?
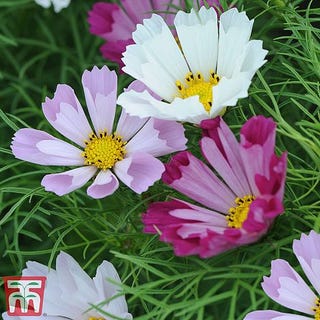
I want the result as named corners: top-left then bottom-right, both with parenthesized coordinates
top-left (88, 318), bottom-right (105, 320)
top-left (226, 195), bottom-right (255, 229)
top-left (175, 71), bottom-right (220, 112)
top-left (82, 132), bottom-right (126, 170)
top-left (313, 298), bottom-right (320, 320)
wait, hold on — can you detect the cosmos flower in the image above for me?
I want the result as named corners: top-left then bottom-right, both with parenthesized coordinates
top-left (11, 66), bottom-right (187, 199)
top-left (117, 7), bottom-right (268, 124)
top-left (244, 231), bottom-right (320, 320)
top-left (142, 116), bottom-right (287, 258)
top-left (34, 0), bottom-right (71, 12)
top-left (2, 251), bottom-right (132, 320)
top-left (88, 0), bottom-right (222, 67)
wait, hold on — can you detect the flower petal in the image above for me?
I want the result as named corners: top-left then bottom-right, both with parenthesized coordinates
top-left (82, 66), bottom-right (117, 134)
top-left (244, 310), bottom-right (312, 320)
top-left (217, 8), bottom-right (254, 78)
top-left (41, 166), bottom-right (97, 196)
top-left (87, 170), bottom-right (119, 199)
top-left (11, 128), bottom-right (84, 166)
top-left (117, 88), bottom-right (207, 123)
top-left (175, 7), bottom-right (218, 77)
top-left (261, 259), bottom-right (316, 315)
top-left (42, 84), bottom-right (92, 147)
top-left (163, 151), bottom-right (235, 212)
top-left (293, 231), bottom-right (320, 296)
top-left (125, 117), bottom-right (186, 157)
top-left (122, 13), bottom-right (189, 101)
top-left (114, 152), bottom-right (164, 193)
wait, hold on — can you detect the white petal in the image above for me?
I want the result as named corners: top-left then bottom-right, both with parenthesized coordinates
top-left (118, 88), bottom-right (207, 123)
top-left (217, 8), bottom-right (254, 78)
top-left (211, 73), bottom-right (251, 116)
top-left (123, 14), bottom-right (189, 101)
top-left (175, 7), bottom-right (218, 77)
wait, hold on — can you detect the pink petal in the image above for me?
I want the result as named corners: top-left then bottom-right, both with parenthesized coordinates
top-left (244, 310), bottom-right (312, 320)
top-left (87, 170), bottom-right (119, 199)
top-left (116, 109), bottom-right (149, 141)
top-left (261, 259), bottom-right (316, 315)
top-left (81, 66), bottom-right (117, 134)
top-left (42, 84), bottom-right (92, 147)
top-left (163, 151), bottom-right (235, 212)
top-left (200, 117), bottom-right (251, 195)
top-left (11, 128), bottom-right (83, 166)
top-left (114, 152), bottom-right (164, 193)
top-left (293, 231), bottom-right (320, 295)
top-left (125, 117), bottom-right (186, 157)
top-left (41, 166), bottom-right (97, 196)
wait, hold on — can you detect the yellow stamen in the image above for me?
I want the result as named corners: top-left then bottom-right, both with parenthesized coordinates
top-left (82, 131), bottom-right (126, 170)
top-left (175, 70), bottom-right (220, 112)
top-left (226, 195), bottom-right (255, 229)
top-left (313, 297), bottom-right (320, 320)
top-left (88, 318), bottom-right (105, 320)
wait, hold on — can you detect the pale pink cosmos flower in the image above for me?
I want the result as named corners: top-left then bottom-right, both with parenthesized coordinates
top-left (143, 116), bottom-right (287, 258)
top-left (244, 231), bottom-right (320, 320)
top-left (88, 0), bottom-right (222, 67)
top-left (11, 66), bottom-right (187, 199)
top-left (2, 251), bottom-right (132, 320)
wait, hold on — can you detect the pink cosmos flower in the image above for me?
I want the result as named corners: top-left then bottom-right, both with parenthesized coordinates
top-left (88, 0), bottom-right (222, 67)
top-left (11, 66), bottom-right (187, 199)
top-left (244, 231), bottom-right (320, 320)
top-left (2, 251), bottom-right (132, 320)
top-left (142, 116), bottom-right (287, 258)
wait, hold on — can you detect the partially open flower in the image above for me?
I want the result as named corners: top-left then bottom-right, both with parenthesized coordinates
top-left (143, 116), bottom-right (287, 257)
top-left (11, 66), bottom-right (187, 199)
top-left (117, 7), bottom-right (268, 124)
top-left (244, 231), bottom-right (320, 320)
top-left (2, 251), bottom-right (132, 320)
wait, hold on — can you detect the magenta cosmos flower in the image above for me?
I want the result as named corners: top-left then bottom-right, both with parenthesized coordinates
top-left (245, 231), bottom-right (320, 320)
top-left (11, 66), bottom-right (187, 199)
top-left (88, 0), bottom-right (222, 67)
top-left (143, 116), bottom-right (287, 258)
top-left (2, 251), bottom-right (132, 320)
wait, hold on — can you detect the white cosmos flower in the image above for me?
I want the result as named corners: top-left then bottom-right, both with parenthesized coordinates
top-left (2, 252), bottom-right (132, 320)
top-left (34, 0), bottom-right (71, 12)
top-left (117, 7), bottom-right (268, 124)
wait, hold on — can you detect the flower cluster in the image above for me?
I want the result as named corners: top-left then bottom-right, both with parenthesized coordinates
top-left (7, 0), bottom-right (310, 319)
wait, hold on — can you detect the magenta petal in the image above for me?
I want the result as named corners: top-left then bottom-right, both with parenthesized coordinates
top-left (88, 2), bottom-right (118, 37)
top-left (261, 259), bottom-right (316, 315)
top-left (241, 115), bottom-right (276, 149)
top-left (42, 84), bottom-right (92, 147)
top-left (82, 66), bottom-right (117, 134)
top-left (114, 152), bottom-right (164, 193)
top-left (87, 170), bottom-right (119, 199)
top-left (255, 153), bottom-right (287, 199)
top-left (41, 166), bottom-right (97, 196)
top-left (11, 128), bottom-right (83, 166)
top-left (100, 40), bottom-right (133, 68)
